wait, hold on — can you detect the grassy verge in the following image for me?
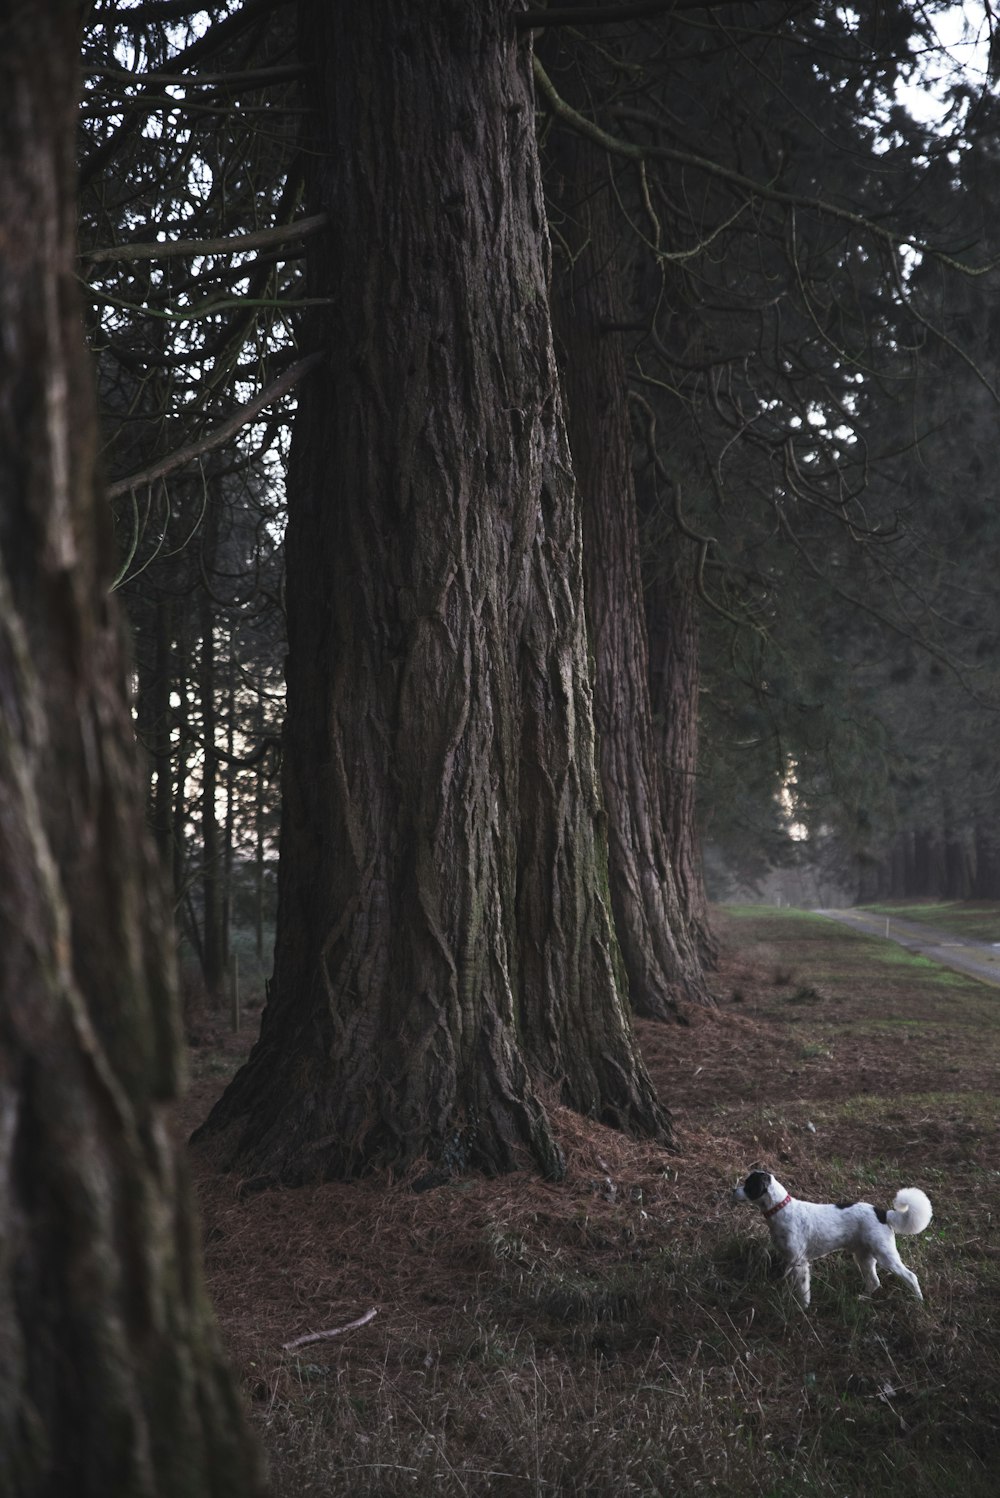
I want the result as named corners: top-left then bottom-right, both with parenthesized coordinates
top-left (859, 899), bottom-right (1000, 944)
top-left (187, 905), bottom-right (1000, 1497)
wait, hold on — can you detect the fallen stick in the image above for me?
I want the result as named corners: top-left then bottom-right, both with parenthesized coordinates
top-left (282, 1307), bottom-right (378, 1351)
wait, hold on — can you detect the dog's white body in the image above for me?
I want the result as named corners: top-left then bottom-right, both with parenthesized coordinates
top-left (732, 1169), bottom-right (932, 1307)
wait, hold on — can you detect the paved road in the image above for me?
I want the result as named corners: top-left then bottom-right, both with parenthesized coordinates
top-left (814, 908), bottom-right (1000, 989)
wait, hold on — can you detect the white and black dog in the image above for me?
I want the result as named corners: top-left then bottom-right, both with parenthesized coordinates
top-left (732, 1169), bottom-right (933, 1307)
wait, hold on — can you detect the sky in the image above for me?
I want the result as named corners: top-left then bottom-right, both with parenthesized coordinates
top-left (896, 0), bottom-right (993, 123)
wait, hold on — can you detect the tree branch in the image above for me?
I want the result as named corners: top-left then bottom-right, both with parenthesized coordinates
top-left (85, 62), bottom-right (303, 89)
top-left (89, 0), bottom-right (290, 28)
top-left (282, 1308), bottom-right (378, 1351)
top-left (533, 57), bottom-right (643, 158)
top-left (82, 213), bottom-right (327, 267)
top-left (79, 0), bottom-right (285, 186)
top-left (106, 352), bottom-right (323, 500)
top-left (533, 62), bottom-right (997, 276)
top-left (518, 1), bottom-right (700, 28)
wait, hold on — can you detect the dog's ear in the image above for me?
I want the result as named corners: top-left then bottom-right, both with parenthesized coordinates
top-left (744, 1170), bottom-right (772, 1201)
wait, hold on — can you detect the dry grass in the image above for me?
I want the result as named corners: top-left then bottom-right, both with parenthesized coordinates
top-left (180, 906), bottom-right (1000, 1496)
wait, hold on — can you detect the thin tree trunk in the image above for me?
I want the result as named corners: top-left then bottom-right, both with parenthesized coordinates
top-left (973, 822), bottom-right (1000, 899)
top-left (223, 633), bottom-right (237, 967)
top-left (254, 679), bottom-right (266, 962)
top-left (133, 598), bottom-right (159, 817)
top-left (152, 593), bottom-right (175, 870)
top-left (0, 6), bottom-right (265, 1491)
top-left (199, 559), bottom-right (224, 997)
top-left (173, 622), bottom-right (189, 909)
top-left (196, 0), bottom-right (669, 1183)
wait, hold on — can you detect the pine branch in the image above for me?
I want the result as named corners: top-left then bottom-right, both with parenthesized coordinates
top-left (106, 352), bottom-right (323, 500)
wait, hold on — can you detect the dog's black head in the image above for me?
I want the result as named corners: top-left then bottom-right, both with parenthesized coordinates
top-left (740, 1170), bottom-right (773, 1202)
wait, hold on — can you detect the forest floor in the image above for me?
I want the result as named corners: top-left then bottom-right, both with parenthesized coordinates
top-left (180, 903), bottom-right (1000, 1497)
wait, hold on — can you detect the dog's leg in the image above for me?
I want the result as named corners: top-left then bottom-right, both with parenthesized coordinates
top-left (854, 1252), bottom-right (880, 1294)
top-left (787, 1259), bottom-right (811, 1306)
top-left (879, 1247), bottom-right (923, 1300)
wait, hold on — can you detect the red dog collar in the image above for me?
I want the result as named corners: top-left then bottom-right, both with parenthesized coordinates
top-left (763, 1193), bottom-right (792, 1218)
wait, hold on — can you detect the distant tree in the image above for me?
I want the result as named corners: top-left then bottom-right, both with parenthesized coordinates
top-left (545, 0), bottom-right (996, 902)
top-left (543, 32), bottom-right (713, 1012)
top-left (646, 545), bottom-right (719, 961)
top-left (80, 0), bottom-right (300, 990)
top-left (851, 219), bottom-right (1000, 901)
top-left (0, 4), bottom-right (265, 1491)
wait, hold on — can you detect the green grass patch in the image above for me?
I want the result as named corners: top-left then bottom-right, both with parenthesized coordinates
top-left (723, 904), bottom-right (835, 926)
top-left (833, 1087), bottom-right (998, 1122)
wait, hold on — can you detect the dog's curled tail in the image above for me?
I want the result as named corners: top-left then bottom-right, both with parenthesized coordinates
top-left (887, 1187), bottom-right (933, 1236)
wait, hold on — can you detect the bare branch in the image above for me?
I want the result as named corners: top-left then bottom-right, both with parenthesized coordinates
top-left (82, 213), bottom-right (327, 267)
top-left (518, 1), bottom-right (707, 28)
top-left (533, 57), bottom-right (643, 159)
top-left (89, 0), bottom-right (271, 23)
top-left (533, 63), bottom-right (998, 277)
top-left (84, 62), bottom-right (303, 89)
top-left (106, 352), bottom-right (323, 501)
top-left (282, 1308), bottom-right (378, 1351)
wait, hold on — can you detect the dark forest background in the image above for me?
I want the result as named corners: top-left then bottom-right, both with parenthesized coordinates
top-left (82, 0), bottom-right (1000, 993)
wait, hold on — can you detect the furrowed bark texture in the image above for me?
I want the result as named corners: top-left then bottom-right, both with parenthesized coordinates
top-left (647, 555), bottom-right (718, 968)
top-left (197, 0), bottom-right (669, 1181)
top-left (0, 7), bottom-right (265, 1494)
top-left (545, 75), bottom-right (712, 1016)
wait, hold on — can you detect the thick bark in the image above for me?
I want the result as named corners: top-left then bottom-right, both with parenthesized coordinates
top-left (546, 88), bottom-right (713, 1014)
top-left (0, 8), bottom-right (265, 1493)
top-left (196, 0), bottom-right (669, 1182)
top-left (647, 556), bottom-right (719, 968)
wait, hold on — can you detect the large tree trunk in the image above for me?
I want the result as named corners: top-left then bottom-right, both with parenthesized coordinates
top-left (0, 7), bottom-right (265, 1493)
top-left (196, 0), bottom-right (669, 1183)
top-left (544, 61), bottom-right (713, 1014)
